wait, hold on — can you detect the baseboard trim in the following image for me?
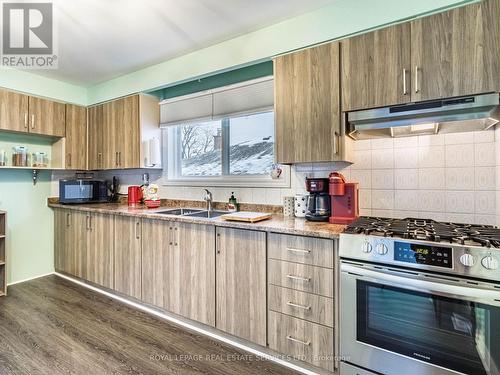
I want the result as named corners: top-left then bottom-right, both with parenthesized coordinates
top-left (54, 272), bottom-right (322, 375)
top-left (8, 272), bottom-right (55, 286)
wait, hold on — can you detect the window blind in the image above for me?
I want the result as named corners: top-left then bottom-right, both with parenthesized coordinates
top-left (160, 76), bottom-right (273, 127)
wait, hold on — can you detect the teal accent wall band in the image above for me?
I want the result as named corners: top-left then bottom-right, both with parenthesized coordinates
top-left (149, 61), bottom-right (273, 100)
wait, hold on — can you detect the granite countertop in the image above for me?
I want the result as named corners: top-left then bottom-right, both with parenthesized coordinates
top-left (48, 202), bottom-right (346, 239)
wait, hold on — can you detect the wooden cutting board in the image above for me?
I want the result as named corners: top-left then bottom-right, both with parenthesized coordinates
top-left (220, 211), bottom-right (272, 223)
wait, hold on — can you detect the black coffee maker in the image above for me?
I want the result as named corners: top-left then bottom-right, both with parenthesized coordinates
top-left (305, 178), bottom-right (331, 222)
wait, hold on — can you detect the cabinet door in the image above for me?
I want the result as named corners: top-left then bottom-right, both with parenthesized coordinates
top-left (341, 23), bottom-right (411, 111)
top-left (87, 213), bottom-right (114, 288)
top-left (114, 216), bottom-right (142, 299)
top-left (103, 95), bottom-right (140, 169)
top-left (168, 222), bottom-right (215, 326)
top-left (411, 0), bottom-right (500, 101)
top-left (141, 219), bottom-right (171, 308)
top-left (0, 89), bottom-right (29, 132)
top-left (62, 211), bottom-right (88, 278)
top-left (275, 42), bottom-right (341, 164)
top-left (216, 227), bottom-right (266, 345)
top-left (28, 96), bottom-right (66, 137)
top-left (88, 105), bottom-right (104, 170)
top-left (65, 104), bottom-right (87, 170)
top-left (54, 209), bottom-right (69, 273)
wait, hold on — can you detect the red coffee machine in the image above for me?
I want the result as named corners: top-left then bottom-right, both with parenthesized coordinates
top-left (329, 172), bottom-right (359, 224)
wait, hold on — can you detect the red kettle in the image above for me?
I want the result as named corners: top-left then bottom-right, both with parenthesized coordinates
top-left (329, 172), bottom-right (346, 196)
top-left (128, 186), bottom-right (143, 206)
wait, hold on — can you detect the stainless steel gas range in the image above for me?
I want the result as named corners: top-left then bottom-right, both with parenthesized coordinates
top-left (339, 217), bottom-right (500, 375)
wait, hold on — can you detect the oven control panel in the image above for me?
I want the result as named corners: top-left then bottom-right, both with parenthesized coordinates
top-left (394, 241), bottom-right (453, 268)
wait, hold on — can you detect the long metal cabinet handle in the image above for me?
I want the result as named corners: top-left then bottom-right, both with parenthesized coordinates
top-left (216, 233), bottom-right (221, 254)
top-left (115, 152), bottom-right (119, 167)
top-left (31, 114), bottom-right (35, 129)
top-left (86, 215), bottom-right (90, 230)
top-left (67, 153), bottom-right (72, 167)
top-left (415, 66), bottom-right (419, 93)
top-left (286, 247), bottom-right (311, 254)
top-left (98, 153), bottom-right (102, 168)
top-left (66, 213), bottom-right (71, 227)
top-left (24, 113), bottom-right (28, 129)
top-left (402, 68), bottom-right (407, 95)
top-left (119, 152), bottom-right (122, 167)
top-left (286, 335), bottom-right (310, 346)
top-left (286, 274), bottom-right (311, 283)
top-left (135, 221), bottom-right (140, 240)
top-left (286, 301), bottom-right (311, 310)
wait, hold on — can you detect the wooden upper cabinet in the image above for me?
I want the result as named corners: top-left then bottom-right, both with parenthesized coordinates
top-left (88, 95), bottom-right (146, 170)
top-left (274, 42), bottom-right (342, 164)
top-left (28, 96), bottom-right (66, 137)
top-left (411, 0), bottom-right (500, 101)
top-left (216, 227), bottom-right (266, 346)
top-left (88, 105), bottom-right (104, 170)
top-left (0, 89), bottom-right (29, 132)
top-left (341, 23), bottom-right (411, 111)
top-left (65, 104), bottom-right (87, 170)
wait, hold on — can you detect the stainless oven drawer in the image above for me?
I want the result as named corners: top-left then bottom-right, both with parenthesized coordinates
top-left (268, 285), bottom-right (334, 327)
top-left (340, 362), bottom-right (378, 375)
top-left (268, 259), bottom-right (334, 298)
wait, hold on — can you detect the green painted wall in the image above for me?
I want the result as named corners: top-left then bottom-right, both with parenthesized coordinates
top-left (87, 0), bottom-right (477, 104)
top-left (0, 68), bottom-right (87, 105)
top-left (0, 170), bottom-right (54, 284)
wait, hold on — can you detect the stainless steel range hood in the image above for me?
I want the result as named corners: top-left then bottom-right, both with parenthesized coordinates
top-left (347, 93), bottom-right (500, 140)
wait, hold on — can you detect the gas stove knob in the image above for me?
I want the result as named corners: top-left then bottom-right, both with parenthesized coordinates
top-left (459, 253), bottom-right (476, 267)
top-left (362, 241), bottom-right (372, 253)
top-left (481, 256), bottom-right (499, 270)
top-left (375, 243), bottom-right (388, 255)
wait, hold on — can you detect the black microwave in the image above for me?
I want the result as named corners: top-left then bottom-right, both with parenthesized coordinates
top-left (59, 179), bottom-right (108, 204)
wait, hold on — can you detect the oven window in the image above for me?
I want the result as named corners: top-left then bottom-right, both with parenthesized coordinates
top-left (357, 281), bottom-right (500, 375)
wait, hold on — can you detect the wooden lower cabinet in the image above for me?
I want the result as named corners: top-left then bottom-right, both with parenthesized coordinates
top-left (215, 227), bottom-right (267, 346)
top-left (142, 220), bottom-right (216, 326)
top-left (54, 209), bottom-right (87, 279)
top-left (86, 213), bottom-right (114, 288)
top-left (268, 311), bottom-right (334, 372)
top-left (114, 216), bottom-right (142, 299)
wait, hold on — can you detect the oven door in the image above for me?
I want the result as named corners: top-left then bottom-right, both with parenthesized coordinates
top-left (340, 262), bottom-right (500, 375)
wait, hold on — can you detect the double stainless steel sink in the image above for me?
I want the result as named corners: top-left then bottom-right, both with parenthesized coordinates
top-left (154, 208), bottom-right (228, 219)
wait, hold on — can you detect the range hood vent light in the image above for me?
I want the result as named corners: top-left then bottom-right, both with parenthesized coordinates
top-left (348, 93), bottom-right (500, 139)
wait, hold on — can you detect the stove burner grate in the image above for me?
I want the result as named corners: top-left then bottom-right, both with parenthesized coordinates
top-left (345, 216), bottom-right (500, 248)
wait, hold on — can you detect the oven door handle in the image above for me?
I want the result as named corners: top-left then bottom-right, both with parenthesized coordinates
top-left (341, 263), bottom-right (500, 306)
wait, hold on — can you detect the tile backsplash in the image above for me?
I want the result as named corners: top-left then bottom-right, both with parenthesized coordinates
top-left (51, 127), bottom-right (500, 225)
top-left (351, 128), bottom-right (499, 226)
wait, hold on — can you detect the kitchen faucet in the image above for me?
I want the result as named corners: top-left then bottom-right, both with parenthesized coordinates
top-left (203, 189), bottom-right (213, 212)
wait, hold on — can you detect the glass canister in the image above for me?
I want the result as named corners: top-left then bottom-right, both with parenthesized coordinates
top-left (12, 146), bottom-right (28, 167)
top-left (32, 152), bottom-right (48, 167)
top-left (0, 150), bottom-right (6, 166)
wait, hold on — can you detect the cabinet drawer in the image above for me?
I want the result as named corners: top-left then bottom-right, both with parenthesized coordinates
top-left (268, 311), bottom-right (334, 371)
top-left (268, 233), bottom-right (334, 268)
top-left (269, 285), bottom-right (333, 327)
top-left (268, 259), bottom-right (333, 298)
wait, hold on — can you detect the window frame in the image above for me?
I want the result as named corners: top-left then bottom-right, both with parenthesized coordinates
top-left (160, 111), bottom-right (290, 188)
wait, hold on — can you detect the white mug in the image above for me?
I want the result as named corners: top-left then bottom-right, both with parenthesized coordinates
top-left (294, 194), bottom-right (308, 218)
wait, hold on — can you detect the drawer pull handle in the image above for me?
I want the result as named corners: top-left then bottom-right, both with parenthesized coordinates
top-left (286, 247), bottom-right (311, 254)
top-left (286, 274), bottom-right (311, 283)
top-left (286, 335), bottom-right (310, 346)
top-left (286, 301), bottom-right (311, 310)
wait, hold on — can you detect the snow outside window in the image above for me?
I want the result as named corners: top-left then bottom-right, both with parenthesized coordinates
top-left (163, 111), bottom-right (288, 187)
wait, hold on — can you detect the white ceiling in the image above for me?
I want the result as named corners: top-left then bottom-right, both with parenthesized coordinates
top-left (31, 0), bottom-right (335, 86)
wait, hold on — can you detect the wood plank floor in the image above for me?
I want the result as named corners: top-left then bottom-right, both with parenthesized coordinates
top-left (0, 275), bottom-right (297, 375)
